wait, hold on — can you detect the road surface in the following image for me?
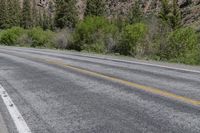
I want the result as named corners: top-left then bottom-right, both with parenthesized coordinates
top-left (0, 46), bottom-right (200, 133)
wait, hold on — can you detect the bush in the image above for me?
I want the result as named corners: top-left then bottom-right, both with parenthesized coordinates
top-left (117, 23), bottom-right (148, 56)
top-left (27, 27), bottom-right (54, 48)
top-left (82, 40), bottom-right (105, 53)
top-left (73, 16), bottom-right (118, 53)
top-left (0, 27), bottom-right (24, 45)
top-left (17, 33), bottom-right (33, 47)
top-left (52, 29), bottom-right (73, 49)
top-left (162, 27), bottom-right (200, 64)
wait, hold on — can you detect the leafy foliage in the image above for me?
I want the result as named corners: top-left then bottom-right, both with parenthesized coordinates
top-left (117, 23), bottom-right (148, 56)
top-left (162, 27), bottom-right (199, 64)
top-left (27, 27), bottom-right (54, 47)
top-left (0, 27), bottom-right (24, 45)
top-left (73, 16), bottom-right (117, 52)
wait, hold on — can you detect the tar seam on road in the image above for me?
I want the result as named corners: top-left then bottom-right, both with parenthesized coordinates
top-left (0, 84), bottom-right (32, 133)
top-left (41, 59), bottom-right (200, 107)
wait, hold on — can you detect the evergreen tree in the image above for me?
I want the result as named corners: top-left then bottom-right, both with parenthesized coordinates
top-left (7, 0), bottom-right (21, 28)
top-left (159, 0), bottom-right (171, 22)
top-left (43, 11), bottom-right (50, 30)
top-left (38, 10), bottom-right (44, 28)
top-left (21, 0), bottom-right (32, 28)
top-left (48, 1), bottom-right (55, 29)
top-left (128, 0), bottom-right (143, 24)
top-left (14, 0), bottom-right (21, 26)
top-left (168, 0), bottom-right (181, 29)
top-left (32, 0), bottom-right (39, 27)
top-left (55, 0), bottom-right (78, 29)
top-left (0, 0), bottom-right (8, 29)
top-left (84, 0), bottom-right (106, 17)
top-left (159, 0), bottom-right (181, 30)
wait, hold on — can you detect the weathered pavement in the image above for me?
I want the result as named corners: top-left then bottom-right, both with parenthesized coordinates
top-left (0, 110), bottom-right (8, 133)
top-left (0, 46), bottom-right (200, 133)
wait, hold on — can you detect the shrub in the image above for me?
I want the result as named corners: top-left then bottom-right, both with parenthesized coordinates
top-left (27, 27), bottom-right (54, 48)
top-left (117, 23), bottom-right (148, 56)
top-left (73, 16), bottom-right (118, 53)
top-left (52, 29), bottom-right (73, 49)
top-left (82, 40), bottom-right (105, 53)
top-left (162, 27), bottom-right (199, 64)
top-left (0, 30), bottom-right (3, 40)
top-left (17, 33), bottom-right (32, 47)
top-left (0, 27), bottom-right (24, 45)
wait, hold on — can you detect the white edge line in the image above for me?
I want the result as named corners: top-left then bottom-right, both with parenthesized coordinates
top-left (0, 84), bottom-right (31, 133)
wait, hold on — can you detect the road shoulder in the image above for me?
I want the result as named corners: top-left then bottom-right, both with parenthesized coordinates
top-left (0, 112), bottom-right (9, 133)
top-left (2, 45), bottom-right (200, 72)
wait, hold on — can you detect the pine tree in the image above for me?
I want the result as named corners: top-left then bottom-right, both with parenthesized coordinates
top-left (14, 0), bottom-right (21, 26)
top-left (55, 0), bottom-right (78, 29)
top-left (48, 1), bottom-right (55, 29)
top-left (169, 0), bottom-right (181, 29)
top-left (128, 0), bottom-right (143, 24)
top-left (32, 0), bottom-right (39, 27)
top-left (159, 0), bottom-right (182, 30)
top-left (84, 0), bottom-right (106, 17)
top-left (7, 0), bottom-right (21, 28)
top-left (38, 10), bottom-right (43, 28)
top-left (159, 0), bottom-right (171, 22)
top-left (0, 0), bottom-right (8, 29)
top-left (43, 11), bottom-right (50, 30)
top-left (21, 0), bottom-right (32, 28)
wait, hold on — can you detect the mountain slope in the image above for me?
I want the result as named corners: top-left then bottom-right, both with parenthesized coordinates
top-left (20, 0), bottom-right (200, 29)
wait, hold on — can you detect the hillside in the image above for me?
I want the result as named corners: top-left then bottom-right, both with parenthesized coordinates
top-left (32, 0), bottom-right (199, 29)
top-left (77, 0), bottom-right (200, 29)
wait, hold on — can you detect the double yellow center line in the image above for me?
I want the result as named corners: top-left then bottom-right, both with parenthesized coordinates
top-left (19, 54), bottom-right (199, 107)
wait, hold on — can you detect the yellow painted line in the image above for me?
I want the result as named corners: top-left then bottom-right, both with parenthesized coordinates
top-left (31, 57), bottom-right (200, 106)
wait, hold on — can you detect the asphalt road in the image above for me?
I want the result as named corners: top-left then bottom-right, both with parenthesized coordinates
top-left (0, 46), bottom-right (200, 133)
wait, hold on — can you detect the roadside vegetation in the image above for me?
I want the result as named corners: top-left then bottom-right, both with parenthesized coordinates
top-left (0, 0), bottom-right (199, 65)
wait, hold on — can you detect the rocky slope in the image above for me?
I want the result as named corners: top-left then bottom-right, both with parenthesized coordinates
top-left (22, 0), bottom-right (200, 29)
top-left (76, 0), bottom-right (200, 29)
